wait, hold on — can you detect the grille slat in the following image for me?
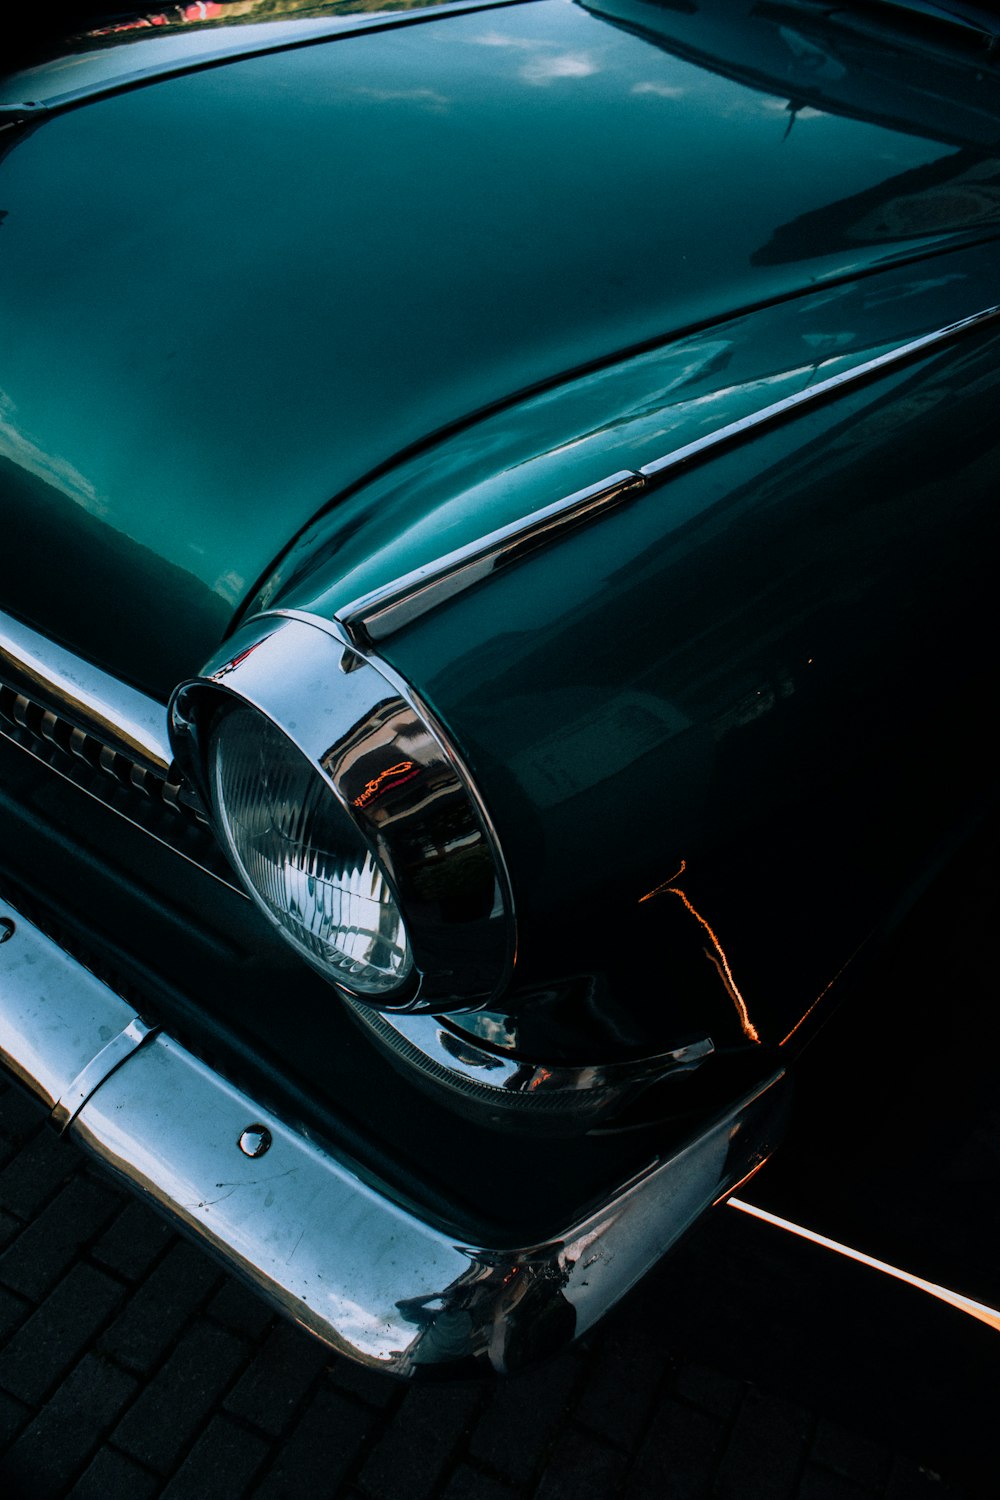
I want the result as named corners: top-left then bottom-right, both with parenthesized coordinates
top-left (0, 676), bottom-right (237, 889)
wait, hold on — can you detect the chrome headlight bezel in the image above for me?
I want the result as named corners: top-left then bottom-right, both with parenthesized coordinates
top-left (169, 611), bottom-right (515, 1013)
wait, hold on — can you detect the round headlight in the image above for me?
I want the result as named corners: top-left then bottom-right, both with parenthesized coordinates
top-left (210, 705), bottom-right (413, 998)
top-left (169, 612), bottom-right (514, 1012)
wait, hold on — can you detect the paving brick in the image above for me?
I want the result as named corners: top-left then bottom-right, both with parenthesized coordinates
top-left (441, 1463), bottom-right (519, 1500)
top-left (575, 1313), bottom-right (674, 1451)
top-left (714, 1389), bottom-right (812, 1500)
top-left (0, 1209), bottom-right (22, 1254)
top-left (533, 1427), bottom-right (629, 1500)
top-left (66, 1447), bottom-right (161, 1500)
top-left (359, 1380), bottom-right (483, 1500)
top-left (0, 1385), bottom-right (30, 1448)
top-left (672, 1362), bottom-right (747, 1422)
top-left (624, 1395), bottom-right (725, 1500)
top-left (0, 1282), bottom-right (30, 1343)
top-left (0, 1353), bottom-right (138, 1500)
top-left (223, 1318), bottom-right (330, 1439)
top-left (0, 1082), bottom-right (48, 1147)
top-left (797, 1466), bottom-right (872, 1500)
top-left (113, 1319), bottom-right (251, 1474)
top-left (90, 1197), bottom-right (175, 1282)
top-left (252, 1385), bottom-right (377, 1499)
top-left (0, 1263), bottom-right (124, 1406)
top-left (0, 1174), bottom-right (121, 1300)
top-left (98, 1238), bottom-right (222, 1374)
top-left (327, 1352), bottom-right (399, 1409)
top-left (468, 1353), bottom-right (579, 1485)
top-left (885, 1458), bottom-right (967, 1498)
top-left (811, 1420), bottom-right (891, 1491)
top-left (0, 1128), bottom-right (78, 1219)
top-left (160, 1414), bottom-right (271, 1500)
top-left (206, 1278), bottom-right (276, 1341)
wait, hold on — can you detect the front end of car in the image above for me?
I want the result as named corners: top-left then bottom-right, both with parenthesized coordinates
top-left (3, 0), bottom-right (1000, 1372)
top-left (0, 596), bottom-right (788, 1372)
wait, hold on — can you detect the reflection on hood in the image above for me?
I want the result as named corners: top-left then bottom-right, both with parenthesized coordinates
top-left (582, 0), bottom-right (1000, 150)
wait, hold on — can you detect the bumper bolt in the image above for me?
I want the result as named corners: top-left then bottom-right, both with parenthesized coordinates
top-left (238, 1124), bottom-right (272, 1158)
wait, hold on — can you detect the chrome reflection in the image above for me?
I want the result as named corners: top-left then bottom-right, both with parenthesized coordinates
top-left (338, 304), bottom-right (1000, 645)
top-left (0, 607), bottom-right (237, 887)
top-left (339, 470), bottom-right (644, 644)
top-left (51, 1017), bottom-right (156, 1134)
top-left (0, 895), bottom-right (155, 1115)
top-left (0, 607), bottom-right (171, 772)
top-left (349, 1003), bottom-right (714, 1125)
top-left (170, 610), bottom-right (514, 1010)
top-left (3, 897), bottom-right (786, 1375)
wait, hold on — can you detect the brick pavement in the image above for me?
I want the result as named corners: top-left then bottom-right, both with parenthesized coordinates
top-left (0, 1071), bottom-right (988, 1500)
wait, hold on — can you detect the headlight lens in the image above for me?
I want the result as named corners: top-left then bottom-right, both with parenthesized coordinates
top-left (210, 705), bottom-right (413, 997)
top-left (170, 612), bottom-right (514, 1011)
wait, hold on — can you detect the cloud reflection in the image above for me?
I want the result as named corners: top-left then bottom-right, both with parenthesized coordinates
top-left (631, 81), bottom-right (686, 99)
top-left (520, 53), bottom-right (598, 85)
top-left (469, 29), bottom-right (599, 86)
top-left (471, 30), bottom-right (542, 49)
top-left (349, 86), bottom-right (449, 112)
top-left (0, 392), bottom-right (108, 518)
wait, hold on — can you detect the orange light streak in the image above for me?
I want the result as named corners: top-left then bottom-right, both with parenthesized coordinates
top-left (352, 760), bottom-right (417, 809)
top-left (729, 1197), bottom-right (1000, 1334)
top-left (640, 860), bottom-right (760, 1044)
top-left (779, 973), bottom-right (838, 1048)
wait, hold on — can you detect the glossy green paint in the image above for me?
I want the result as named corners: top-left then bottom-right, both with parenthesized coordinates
top-left (2, 0), bottom-right (999, 694)
top-left (0, 0), bottom-right (475, 111)
top-left (264, 240), bottom-right (1000, 619)
top-left (374, 319), bottom-right (1000, 1056)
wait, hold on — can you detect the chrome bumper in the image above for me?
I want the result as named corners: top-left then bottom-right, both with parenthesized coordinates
top-left (0, 897), bottom-right (786, 1375)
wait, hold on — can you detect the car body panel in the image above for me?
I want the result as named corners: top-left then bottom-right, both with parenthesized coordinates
top-left (2, 0), bottom-right (998, 695)
top-left (261, 238), bottom-right (1000, 619)
top-left (1, 0), bottom-right (999, 1374)
top-left (365, 317), bottom-right (1000, 1052)
top-left (256, 251), bottom-right (999, 1057)
top-left (0, 0), bottom-right (508, 113)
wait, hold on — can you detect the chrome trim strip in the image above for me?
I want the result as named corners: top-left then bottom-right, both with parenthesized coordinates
top-left (639, 304), bottom-right (1000, 481)
top-left (351, 1005), bottom-right (714, 1119)
top-left (0, 609), bottom-right (238, 887)
top-left (0, 609), bottom-right (172, 773)
top-left (78, 1042), bottom-right (783, 1373)
top-left (170, 612), bottom-right (515, 1011)
top-left (338, 304), bottom-right (1000, 643)
top-left (2, 899), bottom-right (785, 1373)
top-left (0, 897), bottom-right (153, 1113)
top-left (338, 471), bottom-right (645, 645)
top-left (728, 1198), bottom-right (1000, 1335)
top-left (51, 1018), bottom-right (157, 1134)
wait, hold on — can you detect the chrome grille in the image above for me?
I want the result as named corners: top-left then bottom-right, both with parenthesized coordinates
top-left (0, 610), bottom-right (236, 887)
top-left (0, 678), bottom-right (201, 818)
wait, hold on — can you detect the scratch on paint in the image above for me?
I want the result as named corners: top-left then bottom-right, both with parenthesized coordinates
top-left (190, 1167), bottom-right (299, 1211)
top-left (193, 1186), bottom-right (237, 1210)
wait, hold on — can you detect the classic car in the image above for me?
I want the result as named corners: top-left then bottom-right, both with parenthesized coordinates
top-left (1, 0), bottom-right (998, 1375)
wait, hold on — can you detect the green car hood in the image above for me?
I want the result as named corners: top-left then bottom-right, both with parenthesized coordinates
top-left (2, 0), bottom-right (998, 695)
